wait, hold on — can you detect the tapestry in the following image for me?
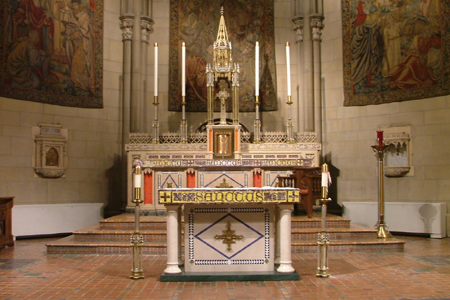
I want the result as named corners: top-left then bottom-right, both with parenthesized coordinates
top-left (342, 0), bottom-right (450, 106)
top-left (0, 0), bottom-right (103, 108)
top-left (169, 0), bottom-right (277, 112)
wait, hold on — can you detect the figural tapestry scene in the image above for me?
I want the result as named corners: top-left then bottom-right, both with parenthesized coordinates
top-left (343, 0), bottom-right (449, 106)
top-left (0, 0), bottom-right (103, 108)
top-left (169, 0), bottom-right (277, 112)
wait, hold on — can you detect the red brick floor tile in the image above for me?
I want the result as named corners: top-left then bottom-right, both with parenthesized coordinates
top-left (1, 236), bottom-right (450, 299)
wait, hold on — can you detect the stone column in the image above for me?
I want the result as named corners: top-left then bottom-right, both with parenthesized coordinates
top-left (120, 14), bottom-right (134, 146)
top-left (164, 205), bottom-right (182, 274)
top-left (292, 15), bottom-right (304, 132)
top-left (140, 16), bottom-right (153, 132)
top-left (120, 13), bottom-right (134, 211)
top-left (277, 204), bottom-right (295, 273)
top-left (310, 13), bottom-right (324, 144)
top-left (303, 7), bottom-right (314, 131)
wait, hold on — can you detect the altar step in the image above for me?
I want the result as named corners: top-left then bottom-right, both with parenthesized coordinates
top-left (46, 213), bottom-right (405, 255)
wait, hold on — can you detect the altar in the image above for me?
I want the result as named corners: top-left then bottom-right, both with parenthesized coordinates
top-left (158, 187), bottom-right (300, 281)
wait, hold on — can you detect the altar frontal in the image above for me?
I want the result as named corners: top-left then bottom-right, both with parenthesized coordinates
top-left (185, 204), bottom-right (274, 273)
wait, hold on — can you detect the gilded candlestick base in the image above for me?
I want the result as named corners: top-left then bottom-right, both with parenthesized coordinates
top-left (316, 232), bottom-right (330, 278)
top-left (316, 185), bottom-right (331, 278)
top-left (375, 215), bottom-right (392, 238)
top-left (130, 233), bottom-right (144, 279)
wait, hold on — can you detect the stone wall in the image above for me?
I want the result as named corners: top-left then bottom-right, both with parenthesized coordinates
top-left (321, 0), bottom-right (450, 236)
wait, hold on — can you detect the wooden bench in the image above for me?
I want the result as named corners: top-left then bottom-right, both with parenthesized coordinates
top-left (0, 197), bottom-right (14, 250)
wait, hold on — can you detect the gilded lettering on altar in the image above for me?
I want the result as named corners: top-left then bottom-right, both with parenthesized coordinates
top-left (158, 188), bottom-right (300, 204)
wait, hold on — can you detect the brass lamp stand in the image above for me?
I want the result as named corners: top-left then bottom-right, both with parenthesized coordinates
top-left (130, 165), bottom-right (144, 279)
top-left (372, 131), bottom-right (392, 238)
top-left (316, 163), bottom-right (331, 278)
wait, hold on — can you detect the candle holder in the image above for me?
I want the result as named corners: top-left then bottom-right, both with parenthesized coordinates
top-left (180, 96), bottom-right (188, 143)
top-left (372, 143), bottom-right (392, 238)
top-left (253, 95), bottom-right (261, 143)
top-left (152, 96), bottom-right (160, 143)
top-left (130, 165), bottom-right (144, 279)
top-left (286, 96), bottom-right (294, 143)
top-left (316, 165), bottom-right (331, 278)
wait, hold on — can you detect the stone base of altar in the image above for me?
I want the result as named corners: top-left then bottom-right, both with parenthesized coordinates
top-left (160, 269), bottom-right (300, 282)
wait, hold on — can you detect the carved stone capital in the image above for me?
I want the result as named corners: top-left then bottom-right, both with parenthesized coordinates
top-left (310, 14), bottom-right (324, 41)
top-left (140, 16), bottom-right (153, 43)
top-left (292, 15), bottom-right (304, 42)
top-left (119, 14), bottom-right (135, 41)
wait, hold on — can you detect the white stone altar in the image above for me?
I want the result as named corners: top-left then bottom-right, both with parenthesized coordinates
top-left (158, 187), bottom-right (299, 275)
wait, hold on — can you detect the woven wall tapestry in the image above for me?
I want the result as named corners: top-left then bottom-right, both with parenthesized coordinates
top-left (169, 0), bottom-right (277, 112)
top-left (0, 0), bottom-right (103, 108)
top-left (342, 0), bottom-right (449, 106)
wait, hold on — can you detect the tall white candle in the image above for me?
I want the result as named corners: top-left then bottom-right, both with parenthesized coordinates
top-left (154, 42), bottom-right (158, 96)
top-left (182, 42), bottom-right (186, 96)
top-left (134, 173), bottom-right (142, 188)
top-left (255, 41), bottom-right (259, 96)
top-left (321, 171), bottom-right (328, 187)
top-left (286, 42), bottom-right (291, 96)
top-left (321, 163), bottom-right (329, 187)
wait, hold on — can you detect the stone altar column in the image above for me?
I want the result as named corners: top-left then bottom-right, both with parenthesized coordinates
top-left (277, 204), bottom-right (295, 273)
top-left (164, 205), bottom-right (182, 274)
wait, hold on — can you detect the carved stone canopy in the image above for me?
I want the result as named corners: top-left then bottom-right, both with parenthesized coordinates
top-left (32, 123), bottom-right (68, 178)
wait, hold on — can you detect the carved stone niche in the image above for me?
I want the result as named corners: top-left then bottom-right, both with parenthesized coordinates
top-left (32, 123), bottom-right (68, 178)
top-left (383, 126), bottom-right (413, 177)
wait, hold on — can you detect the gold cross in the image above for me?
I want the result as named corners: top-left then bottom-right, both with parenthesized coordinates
top-left (215, 221), bottom-right (243, 251)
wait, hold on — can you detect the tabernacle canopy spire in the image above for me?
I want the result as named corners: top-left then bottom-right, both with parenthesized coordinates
top-left (216, 6), bottom-right (229, 47)
top-left (213, 6), bottom-right (233, 72)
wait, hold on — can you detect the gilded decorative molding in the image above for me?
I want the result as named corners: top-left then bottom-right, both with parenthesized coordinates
top-left (120, 14), bottom-right (135, 41)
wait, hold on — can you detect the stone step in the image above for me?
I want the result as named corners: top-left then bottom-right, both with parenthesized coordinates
top-left (291, 224), bottom-right (378, 241)
top-left (46, 213), bottom-right (404, 255)
top-left (292, 238), bottom-right (405, 253)
top-left (47, 235), bottom-right (404, 255)
top-left (73, 225), bottom-right (168, 243)
top-left (73, 223), bottom-right (373, 243)
top-left (98, 213), bottom-right (351, 231)
top-left (99, 215), bottom-right (167, 231)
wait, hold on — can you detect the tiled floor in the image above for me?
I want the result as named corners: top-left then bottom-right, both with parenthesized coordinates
top-left (1, 236), bottom-right (450, 299)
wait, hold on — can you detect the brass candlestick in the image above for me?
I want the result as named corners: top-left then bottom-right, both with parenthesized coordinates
top-left (152, 96), bottom-right (160, 143)
top-left (372, 143), bottom-right (392, 238)
top-left (130, 165), bottom-right (144, 279)
top-left (316, 163), bottom-right (331, 278)
top-left (253, 95), bottom-right (261, 143)
top-left (180, 96), bottom-right (187, 143)
top-left (286, 95), bottom-right (294, 143)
